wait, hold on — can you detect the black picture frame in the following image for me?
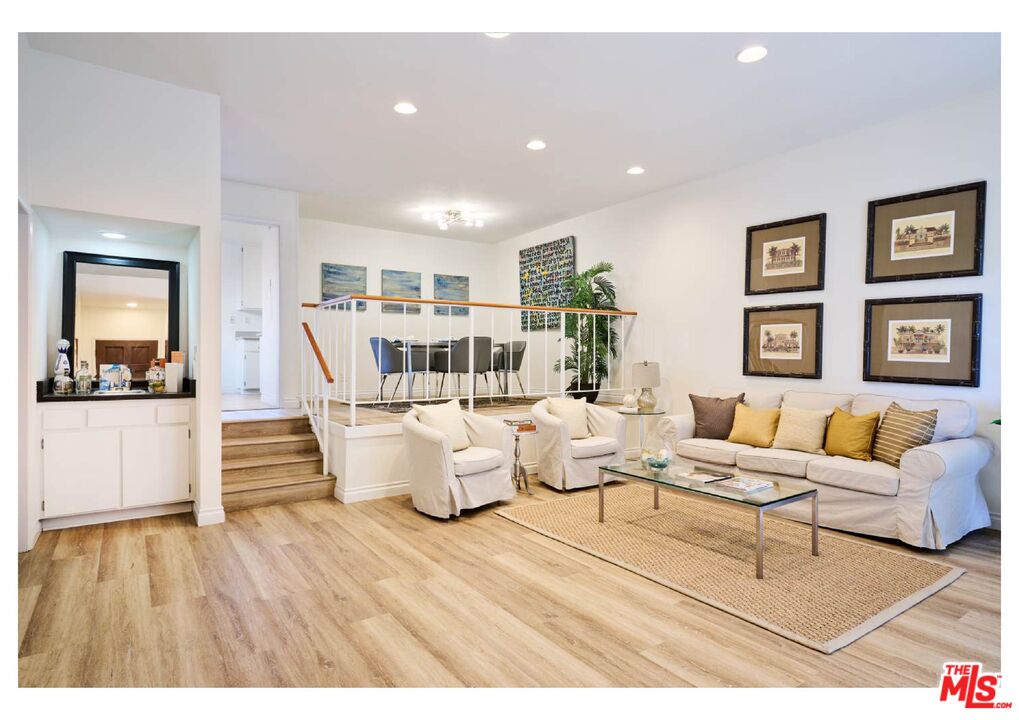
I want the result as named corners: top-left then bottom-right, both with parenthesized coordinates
top-left (743, 302), bottom-right (823, 379)
top-left (863, 294), bottom-right (982, 387)
top-left (62, 251), bottom-right (181, 372)
top-left (745, 213), bottom-right (826, 295)
top-left (865, 181), bottom-right (986, 284)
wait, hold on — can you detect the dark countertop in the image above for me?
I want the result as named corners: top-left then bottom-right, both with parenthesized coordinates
top-left (37, 378), bottom-right (196, 403)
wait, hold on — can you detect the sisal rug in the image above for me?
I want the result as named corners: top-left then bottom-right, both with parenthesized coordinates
top-left (496, 484), bottom-right (963, 653)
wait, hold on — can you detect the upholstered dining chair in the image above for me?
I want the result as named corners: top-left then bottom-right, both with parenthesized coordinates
top-left (369, 337), bottom-right (432, 404)
top-left (531, 397), bottom-right (626, 490)
top-left (433, 336), bottom-right (496, 397)
top-left (494, 341), bottom-right (527, 395)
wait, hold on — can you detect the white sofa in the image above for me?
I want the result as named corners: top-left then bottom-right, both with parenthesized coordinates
top-left (532, 399), bottom-right (626, 490)
top-left (656, 389), bottom-right (993, 549)
top-left (402, 409), bottom-right (516, 518)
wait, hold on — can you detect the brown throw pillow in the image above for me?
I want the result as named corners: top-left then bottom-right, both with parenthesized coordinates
top-left (689, 393), bottom-right (746, 439)
top-left (872, 402), bottom-right (938, 467)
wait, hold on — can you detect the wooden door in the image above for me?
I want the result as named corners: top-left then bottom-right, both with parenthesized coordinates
top-left (94, 339), bottom-right (159, 376)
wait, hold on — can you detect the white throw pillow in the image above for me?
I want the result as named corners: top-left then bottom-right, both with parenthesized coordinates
top-left (772, 404), bottom-right (832, 455)
top-left (413, 399), bottom-right (470, 451)
top-left (547, 397), bottom-right (591, 439)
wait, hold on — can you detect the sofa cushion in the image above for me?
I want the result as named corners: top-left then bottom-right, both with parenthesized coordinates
top-left (708, 387), bottom-right (782, 409)
top-left (772, 404), bottom-right (831, 454)
top-left (851, 393), bottom-right (974, 442)
top-left (547, 397), bottom-right (591, 439)
top-left (782, 390), bottom-right (854, 413)
top-left (413, 399), bottom-right (469, 451)
top-left (452, 446), bottom-right (504, 476)
top-left (570, 435), bottom-right (620, 459)
top-left (735, 447), bottom-right (820, 478)
top-left (727, 403), bottom-right (781, 448)
top-left (674, 438), bottom-right (750, 466)
top-left (824, 408), bottom-right (881, 461)
top-left (689, 393), bottom-right (744, 439)
top-left (871, 402), bottom-right (938, 468)
top-left (806, 455), bottom-right (900, 496)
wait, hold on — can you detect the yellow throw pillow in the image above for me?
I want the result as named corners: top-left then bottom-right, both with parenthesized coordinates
top-left (824, 407), bottom-right (881, 461)
top-left (726, 403), bottom-right (781, 448)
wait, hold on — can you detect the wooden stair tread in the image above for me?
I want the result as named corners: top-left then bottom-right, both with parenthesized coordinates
top-left (223, 452), bottom-right (322, 470)
top-left (222, 433), bottom-right (317, 447)
top-left (222, 473), bottom-right (335, 495)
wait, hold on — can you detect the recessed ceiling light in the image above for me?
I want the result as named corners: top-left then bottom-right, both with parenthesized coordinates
top-left (627, 166), bottom-right (645, 175)
top-left (100, 231), bottom-right (127, 239)
top-left (126, 302), bottom-right (138, 308)
top-left (393, 102), bottom-right (417, 115)
top-left (736, 45), bottom-right (768, 63)
top-left (484, 33), bottom-right (510, 39)
top-left (526, 139), bottom-right (546, 151)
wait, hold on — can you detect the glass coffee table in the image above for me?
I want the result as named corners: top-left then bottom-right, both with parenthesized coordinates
top-left (598, 461), bottom-right (819, 579)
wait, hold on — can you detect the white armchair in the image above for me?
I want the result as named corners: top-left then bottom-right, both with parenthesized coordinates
top-left (532, 399), bottom-right (626, 490)
top-left (402, 409), bottom-right (516, 519)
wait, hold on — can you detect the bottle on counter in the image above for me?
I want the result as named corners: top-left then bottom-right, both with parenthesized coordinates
top-left (145, 359), bottom-right (166, 393)
top-left (122, 364), bottom-right (133, 390)
top-left (74, 360), bottom-right (93, 395)
top-left (52, 338), bottom-right (73, 394)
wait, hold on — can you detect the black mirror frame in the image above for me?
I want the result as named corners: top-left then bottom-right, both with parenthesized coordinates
top-left (61, 251), bottom-right (181, 372)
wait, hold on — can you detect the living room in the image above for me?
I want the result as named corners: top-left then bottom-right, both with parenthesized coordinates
top-left (11, 7), bottom-right (1011, 716)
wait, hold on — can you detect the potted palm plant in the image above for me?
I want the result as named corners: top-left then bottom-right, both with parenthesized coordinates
top-left (553, 261), bottom-right (620, 403)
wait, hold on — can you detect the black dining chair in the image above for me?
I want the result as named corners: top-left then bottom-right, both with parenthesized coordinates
top-left (494, 341), bottom-right (527, 395)
top-left (433, 336), bottom-right (495, 397)
top-left (370, 337), bottom-right (433, 404)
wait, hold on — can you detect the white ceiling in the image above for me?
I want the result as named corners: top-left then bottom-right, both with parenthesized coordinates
top-left (27, 33), bottom-right (999, 243)
top-left (34, 206), bottom-right (199, 247)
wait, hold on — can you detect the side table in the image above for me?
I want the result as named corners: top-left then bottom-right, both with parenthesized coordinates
top-left (504, 420), bottom-right (536, 494)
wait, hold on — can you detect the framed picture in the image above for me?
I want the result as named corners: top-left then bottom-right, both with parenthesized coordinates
top-left (321, 263), bottom-right (367, 310)
top-left (434, 273), bottom-right (469, 316)
top-left (863, 294), bottom-right (981, 387)
top-left (381, 269), bottom-right (422, 314)
top-left (519, 235), bottom-right (575, 330)
top-left (745, 214), bottom-right (826, 295)
top-left (866, 181), bottom-right (985, 283)
top-left (743, 303), bottom-right (823, 379)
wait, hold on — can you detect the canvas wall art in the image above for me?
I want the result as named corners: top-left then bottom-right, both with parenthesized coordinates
top-left (381, 269), bottom-right (422, 314)
top-left (434, 273), bottom-right (470, 316)
top-left (321, 263), bottom-right (367, 310)
top-left (519, 235), bottom-right (576, 330)
top-left (743, 303), bottom-right (823, 379)
top-left (866, 181), bottom-right (985, 283)
top-left (745, 214), bottom-right (826, 295)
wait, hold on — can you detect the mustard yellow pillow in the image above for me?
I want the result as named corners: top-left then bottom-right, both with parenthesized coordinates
top-left (726, 403), bottom-right (781, 448)
top-left (824, 408), bottom-right (880, 461)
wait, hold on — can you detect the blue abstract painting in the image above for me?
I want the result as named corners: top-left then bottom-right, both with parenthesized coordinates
top-left (321, 263), bottom-right (366, 310)
top-left (434, 274), bottom-right (469, 316)
top-left (381, 269), bottom-right (422, 314)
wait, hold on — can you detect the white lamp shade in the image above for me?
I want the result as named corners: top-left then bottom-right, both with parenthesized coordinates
top-left (632, 361), bottom-right (660, 388)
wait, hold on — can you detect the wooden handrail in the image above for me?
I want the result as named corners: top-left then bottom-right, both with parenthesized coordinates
top-left (302, 294), bottom-right (637, 316)
top-left (301, 322), bottom-right (334, 383)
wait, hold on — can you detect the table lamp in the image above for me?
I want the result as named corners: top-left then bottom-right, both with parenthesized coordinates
top-left (632, 361), bottom-right (660, 412)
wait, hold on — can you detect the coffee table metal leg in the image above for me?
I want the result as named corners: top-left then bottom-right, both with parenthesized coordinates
top-left (653, 485), bottom-right (659, 510)
top-left (598, 470), bottom-right (605, 523)
top-left (811, 492), bottom-right (819, 556)
top-left (756, 508), bottom-right (765, 580)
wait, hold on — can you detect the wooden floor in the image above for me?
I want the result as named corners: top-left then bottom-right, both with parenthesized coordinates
top-left (18, 484), bottom-right (999, 687)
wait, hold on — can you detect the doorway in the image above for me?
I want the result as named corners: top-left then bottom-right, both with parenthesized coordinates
top-left (221, 219), bottom-right (280, 411)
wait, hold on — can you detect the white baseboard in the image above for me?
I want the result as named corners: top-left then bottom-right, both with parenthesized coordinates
top-left (990, 512), bottom-right (1001, 531)
top-left (19, 521), bottom-right (43, 553)
top-left (193, 504), bottom-right (226, 526)
top-left (336, 479), bottom-right (409, 503)
top-left (42, 502), bottom-right (193, 531)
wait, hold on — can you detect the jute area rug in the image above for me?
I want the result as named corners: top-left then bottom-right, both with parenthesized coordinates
top-left (496, 484), bottom-right (962, 654)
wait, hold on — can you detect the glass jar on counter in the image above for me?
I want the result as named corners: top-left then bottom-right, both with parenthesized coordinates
top-left (145, 360), bottom-right (166, 393)
top-left (74, 360), bottom-right (93, 395)
top-left (52, 371), bottom-right (74, 395)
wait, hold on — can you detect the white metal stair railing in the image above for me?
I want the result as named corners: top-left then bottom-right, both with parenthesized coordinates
top-left (300, 318), bottom-right (334, 474)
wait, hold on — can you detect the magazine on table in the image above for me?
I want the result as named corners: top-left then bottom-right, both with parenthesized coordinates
top-left (714, 477), bottom-right (775, 495)
top-left (674, 467), bottom-right (733, 483)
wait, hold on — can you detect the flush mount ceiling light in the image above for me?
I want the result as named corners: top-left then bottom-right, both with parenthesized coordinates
top-left (627, 166), bottom-right (645, 175)
top-left (393, 102), bottom-right (418, 115)
top-left (526, 139), bottom-right (546, 150)
top-left (484, 32), bottom-right (510, 38)
top-left (126, 302), bottom-right (138, 308)
top-left (100, 231), bottom-right (127, 239)
top-left (736, 45), bottom-right (768, 63)
top-left (421, 209), bottom-right (486, 231)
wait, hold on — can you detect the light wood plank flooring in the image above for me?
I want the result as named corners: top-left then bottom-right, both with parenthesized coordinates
top-left (18, 484), bottom-right (999, 687)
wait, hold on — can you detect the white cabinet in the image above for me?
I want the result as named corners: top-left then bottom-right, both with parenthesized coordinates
top-left (122, 425), bottom-right (191, 507)
top-left (40, 400), bottom-right (193, 521)
top-left (43, 430), bottom-right (121, 516)
top-left (242, 338), bottom-right (260, 390)
top-left (241, 241), bottom-right (262, 310)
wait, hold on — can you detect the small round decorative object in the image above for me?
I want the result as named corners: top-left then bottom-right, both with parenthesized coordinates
top-left (623, 393), bottom-right (638, 409)
top-left (642, 447), bottom-right (673, 471)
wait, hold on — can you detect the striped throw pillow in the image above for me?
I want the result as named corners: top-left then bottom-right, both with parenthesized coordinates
top-left (871, 402), bottom-right (938, 468)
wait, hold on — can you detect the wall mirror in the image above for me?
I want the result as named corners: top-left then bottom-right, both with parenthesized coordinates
top-left (62, 252), bottom-right (181, 374)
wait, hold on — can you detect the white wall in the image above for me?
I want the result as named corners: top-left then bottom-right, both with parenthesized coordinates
top-left (19, 46), bottom-right (223, 544)
top-left (495, 90), bottom-right (1001, 524)
top-left (300, 218), bottom-right (501, 399)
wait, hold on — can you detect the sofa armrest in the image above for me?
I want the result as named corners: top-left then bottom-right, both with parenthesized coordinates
top-left (464, 412), bottom-right (514, 461)
top-left (899, 437), bottom-right (993, 487)
top-left (656, 413), bottom-right (695, 449)
top-left (587, 404), bottom-right (625, 445)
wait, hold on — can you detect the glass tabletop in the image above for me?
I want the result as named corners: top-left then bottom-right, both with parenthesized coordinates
top-left (599, 461), bottom-right (815, 507)
top-left (618, 408), bottom-right (666, 416)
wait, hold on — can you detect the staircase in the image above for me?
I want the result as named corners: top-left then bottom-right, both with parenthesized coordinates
top-left (221, 415), bottom-right (336, 511)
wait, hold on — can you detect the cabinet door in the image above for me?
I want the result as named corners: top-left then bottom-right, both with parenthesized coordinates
top-left (43, 430), bottom-right (121, 517)
top-left (122, 425), bottom-right (191, 507)
top-left (241, 242), bottom-right (262, 309)
top-left (243, 350), bottom-right (260, 390)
